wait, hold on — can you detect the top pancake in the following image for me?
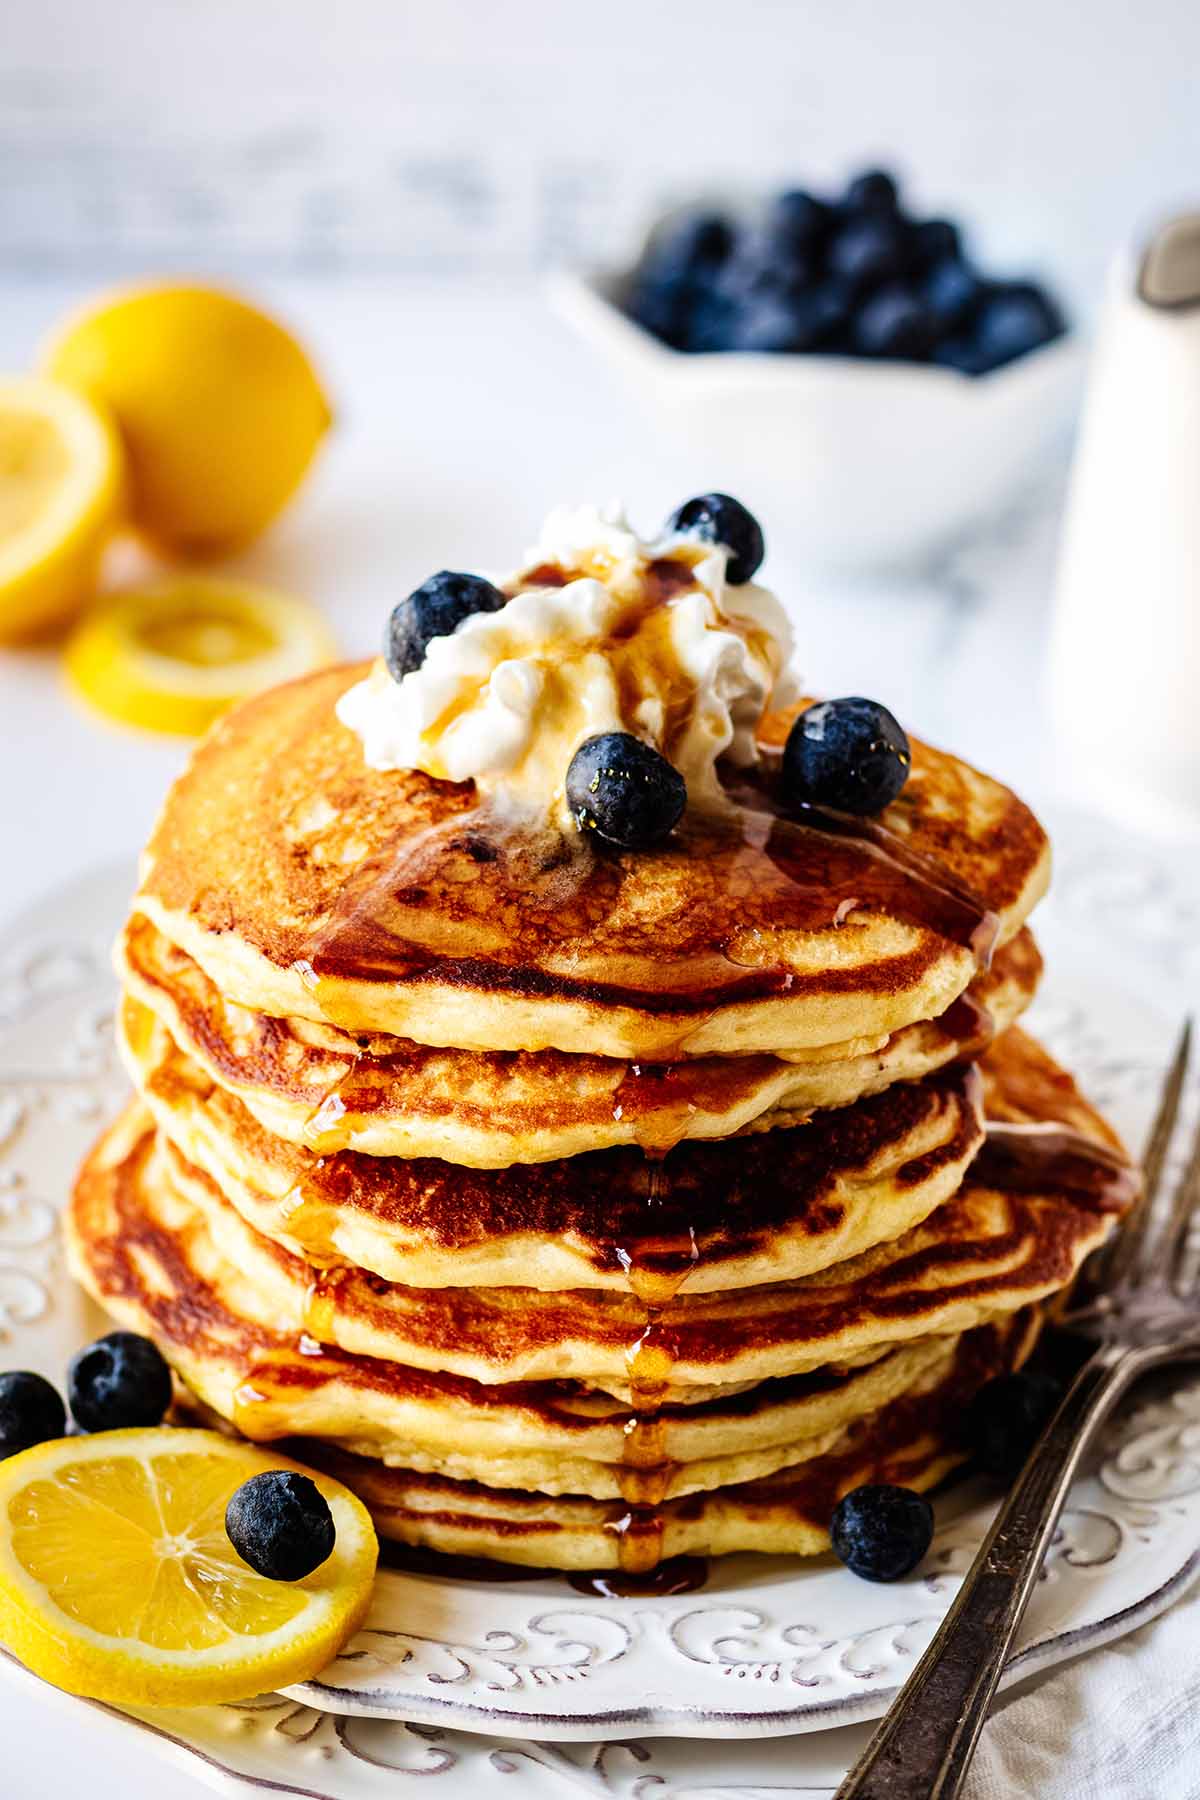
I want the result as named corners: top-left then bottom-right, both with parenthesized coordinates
top-left (134, 664), bottom-right (1050, 1059)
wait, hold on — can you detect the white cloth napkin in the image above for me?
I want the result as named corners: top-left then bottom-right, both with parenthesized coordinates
top-left (962, 1583), bottom-right (1200, 1800)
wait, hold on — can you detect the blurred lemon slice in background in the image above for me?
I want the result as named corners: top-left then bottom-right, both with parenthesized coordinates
top-left (0, 375), bottom-right (125, 642)
top-left (65, 575), bottom-right (337, 736)
top-left (0, 1429), bottom-right (377, 1706)
top-left (43, 283), bottom-right (331, 555)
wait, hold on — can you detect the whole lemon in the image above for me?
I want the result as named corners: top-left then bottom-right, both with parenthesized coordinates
top-left (42, 283), bottom-right (332, 555)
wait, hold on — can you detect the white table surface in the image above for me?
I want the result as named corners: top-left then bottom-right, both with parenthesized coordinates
top-left (0, 274), bottom-right (1190, 1797)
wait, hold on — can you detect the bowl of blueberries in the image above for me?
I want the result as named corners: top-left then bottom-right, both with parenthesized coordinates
top-left (552, 168), bottom-right (1078, 568)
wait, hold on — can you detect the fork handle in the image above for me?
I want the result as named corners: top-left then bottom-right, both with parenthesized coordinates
top-left (833, 1338), bottom-right (1140, 1800)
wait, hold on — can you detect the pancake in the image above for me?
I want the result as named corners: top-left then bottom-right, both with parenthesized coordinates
top-left (134, 664), bottom-right (1050, 1060)
top-left (67, 1110), bottom-right (981, 1501)
top-left (120, 996), bottom-right (985, 1292)
top-left (306, 1313), bottom-right (1040, 1568)
top-left (78, 1031), bottom-right (1134, 1402)
top-left (119, 911), bottom-right (1041, 1165)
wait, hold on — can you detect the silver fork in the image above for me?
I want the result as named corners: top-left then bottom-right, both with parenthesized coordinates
top-left (835, 1020), bottom-right (1200, 1800)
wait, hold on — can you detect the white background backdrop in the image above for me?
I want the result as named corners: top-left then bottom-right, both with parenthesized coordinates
top-left (1, 4), bottom-right (1199, 1794)
top-left (2, 0), bottom-right (1199, 310)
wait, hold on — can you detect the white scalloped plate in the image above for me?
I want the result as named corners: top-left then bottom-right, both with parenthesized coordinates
top-left (1, 814), bottom-right (1198, 1755)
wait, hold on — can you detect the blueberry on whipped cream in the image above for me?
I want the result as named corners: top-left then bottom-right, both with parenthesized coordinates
top-left (666, 493), bottom-right (765, 585)
top-left (782, 696), bottom-right (910, 815)
top-left (337, 501), bottom-right (796, 833)
top-left (566, 731), bottom-right (687, 851)
top-left (384, 570), bottom-right (507, 681)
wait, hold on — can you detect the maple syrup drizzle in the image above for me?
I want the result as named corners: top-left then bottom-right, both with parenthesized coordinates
top-left (292, 757), bottom-right (999, 1036)
top-left (975, 1121), bottom-right (1140, 1214)
top-left (604, 1152), bottom-right (704, 1573)
top-left (931, 990), bottom-right (995, 1055)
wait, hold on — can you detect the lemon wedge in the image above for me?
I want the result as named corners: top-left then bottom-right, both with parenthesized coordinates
top-left (64, 576), bottom-right (337, 736)
top-left (0, 375), bottom-right (125, 641)
top-left (0, 1429), bottom-right (377, 1706)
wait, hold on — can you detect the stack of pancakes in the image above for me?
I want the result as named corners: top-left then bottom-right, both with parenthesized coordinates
top-left (69, 663), bottom-right (1137, 1573)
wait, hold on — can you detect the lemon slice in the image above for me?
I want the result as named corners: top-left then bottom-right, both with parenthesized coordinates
top-left (0, 1429), bottom-right (377, 1706)
top-left (64, 576), bottom-right (337, 736)
top-left (0, 375), bottom-right (125, 642)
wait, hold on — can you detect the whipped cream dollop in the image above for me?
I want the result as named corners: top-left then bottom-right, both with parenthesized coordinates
top-left (337, 502), bottom-right (797, 818)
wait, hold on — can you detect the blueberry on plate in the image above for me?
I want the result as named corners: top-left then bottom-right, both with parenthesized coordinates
top-left (831, 1483), bottom-right (933, 1582)
top-left (0, 1371), bottom-right (66, 1460)
top-left (226, 1469), bottom-right (336, 1582)
top-left (922, 257), bottom-right (985, 332)
top-left (782, 697), bottom-right (911, 815)
top-left (851, 284), bottom-right (937, 359)
top-left (68, 1331), bottom-right (173, 1433)
top-left (385, 571), bottom-right (507, 682)
top-left (667, 493), bottom-right (765, 585)
top-left (826, 213), bottom-right (910, 293)
top-left (566, 733), bottom-right (686, 852)
top-left (971, 282), bottom-right (1066, 371)
top-left (967, 1370), bottom-right (1063, 1479)
top-left (843, 168), bottom-right (900, 214)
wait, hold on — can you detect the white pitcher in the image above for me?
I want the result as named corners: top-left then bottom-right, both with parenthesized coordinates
top-left (1051, 215), bottom-right (1200, 832)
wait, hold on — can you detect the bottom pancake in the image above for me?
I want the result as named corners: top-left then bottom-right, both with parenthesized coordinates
top-left (302, 1312), bottom-right (1039, 1569)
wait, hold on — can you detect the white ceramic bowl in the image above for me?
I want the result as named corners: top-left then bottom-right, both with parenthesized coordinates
top-left (550, 266), bottom-right (1082, 570)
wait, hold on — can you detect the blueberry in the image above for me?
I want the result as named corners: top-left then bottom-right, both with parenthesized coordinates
top-left (714, 226), bottom-right (813, 306)
top-left (782, 697), bottom-right (911, 816)
top-left (768, 189), bottom-right (832, 251)
top-left (738, 284), bottom-right (852, 354)
top-left (931, 335), bottom-right (992, 376)
top-left (726, 299), bottom-right (810, 353)
top-left (967, 1371), bottom-right (1063, 1479)
top-left (680, 294), bottom-right (737, 353)
top-left (851, 284), bottom-right (937, 359)
top-left (912, 218), bottom-right (961, 268)
top-left (827, 213), bottom-right (910, 293)
top-left (971, 282), bottom-right (1065, 371)
top-left (830, 1483), bottom-right (933, 1582)
top-left (385, 571), bottom-right (507, 682)
top-left (922, 258), bottom-right (984, 332)
top-left (68, 1331), bottom-right (173, 1432)
top-left (0, 1372), bottom-right (65, 1460)
top-left (566, 733), bottom-right (686, 851)
top-left (667, 493), bottom-right (765, 585)
top-left (628, 278), bottom-right (692, 347)
top-left (639, 210), bottom-right (733, 288)
top-left (844, 168), bottom-right (900, 213)
top-left (225, 1470), bottom-right (336, 1582)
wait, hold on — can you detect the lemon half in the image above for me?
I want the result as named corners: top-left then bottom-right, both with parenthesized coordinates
top-left (43, 283), bottom-right (331, 555)
top-left (0, 375), bottom-right (125, 641)
top-left (65, 576), bottom-right (337, 736)
top-left (0, 1429), bottom-right (377, 1706)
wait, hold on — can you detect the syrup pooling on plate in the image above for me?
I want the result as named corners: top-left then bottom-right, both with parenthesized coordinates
top-left (568, 1555), bottom-right (709, 1599)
